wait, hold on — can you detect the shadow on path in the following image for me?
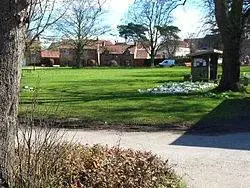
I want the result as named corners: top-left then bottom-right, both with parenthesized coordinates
top-left (171, 132), bottom-right (250, 150)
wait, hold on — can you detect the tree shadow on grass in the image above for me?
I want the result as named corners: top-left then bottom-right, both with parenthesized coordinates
top-left (171, 97), bottom-right (250, 150)
top-left (190, 97), bottom-right (250, 133)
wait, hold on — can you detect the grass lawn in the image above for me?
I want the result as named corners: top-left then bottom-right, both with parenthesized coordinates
top-left (19, 66), bottom-right (250, 127)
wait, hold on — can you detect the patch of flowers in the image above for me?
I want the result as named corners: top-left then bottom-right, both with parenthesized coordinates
top-left (138, 81), bottom-right (218, 94)
top-left (22, 85), bottom-right (34, 92)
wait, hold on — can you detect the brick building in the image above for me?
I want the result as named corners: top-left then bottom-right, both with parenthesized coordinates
top-left (41, 50), bottom-right (60, 66)
top-left (100, 43), bottom-right (135, 66)
top-left (58, 40), bottom-right (110, 67)
top-left (57, 40), bottom-right (151, 67)
top-left (184, 34), bottom-right (223, 53)
top-left (158, 40), bottom-right (190, 58)
top-left (185, 34), bottom-right (250, 64)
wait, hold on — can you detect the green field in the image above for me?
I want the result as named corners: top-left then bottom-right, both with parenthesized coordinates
top-left (19, 66), bottom-right (250, 127)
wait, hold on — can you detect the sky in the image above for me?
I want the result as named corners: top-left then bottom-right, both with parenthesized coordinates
top-left (172, 1), bottom-right (205, 39)
top-left (41, 0), bottom-right (205, 46)
top-left (103, 0), bottom-right (205, 41)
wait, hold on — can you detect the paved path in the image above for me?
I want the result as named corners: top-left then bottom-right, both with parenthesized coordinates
top-left (63, 129), bottom-right (250, 188)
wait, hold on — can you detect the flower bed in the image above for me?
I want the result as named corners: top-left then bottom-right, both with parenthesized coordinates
top-left (139, 81), bottom-right (218, 94)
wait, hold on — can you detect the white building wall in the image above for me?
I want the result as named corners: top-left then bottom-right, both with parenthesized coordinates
top-left (174, 47), bottom-right (190, 57)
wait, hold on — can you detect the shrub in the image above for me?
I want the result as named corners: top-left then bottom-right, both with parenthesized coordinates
top-left (86, 59), bottom-right (98, 67)
top-left (12, 140), bottom-right (182, 188)
top-left (109, 60), bottom-right (118, 67)
top-left (59, 145), bottom-right (181, 188)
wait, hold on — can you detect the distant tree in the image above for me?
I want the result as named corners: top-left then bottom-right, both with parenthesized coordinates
top-left (118, 0), bottom-right (186, 66)
top-left (24, 0), bottom-right (70, 69)
top-left (57, 0), bottom-right (108, 68)
top-left (157, 25), bottom-right (181, 58)
top-left (205, 0), bottom-right (250, 91)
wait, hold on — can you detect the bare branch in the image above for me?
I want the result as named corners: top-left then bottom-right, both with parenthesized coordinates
top-left (25, 0), bottom-right (69, 47)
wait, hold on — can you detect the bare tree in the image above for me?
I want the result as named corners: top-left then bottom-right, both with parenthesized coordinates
top-left (24, 0), bottom-right (69, 69)
top-left (118, 0), bottom-right (186, 66)
top-left (57, 0), bottom-right (108, 68)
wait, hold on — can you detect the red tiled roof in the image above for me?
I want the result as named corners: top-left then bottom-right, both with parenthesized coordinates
top-left (103, 44), bottom-right (132, 54)
top-left (102, 43), bottom-right (150, 59)
top-left (41, 50), bottom-right (60, 58)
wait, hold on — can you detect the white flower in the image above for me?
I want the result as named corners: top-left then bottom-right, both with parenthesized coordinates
top-left (139, 81), bottom-right (218, 95)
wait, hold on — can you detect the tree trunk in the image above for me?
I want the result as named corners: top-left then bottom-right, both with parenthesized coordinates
top-left (150, 48), bottom-right (155, 67)
top-left (75, 42), bottom-right (83, 68)
top-left (0, 1), bottom-right (26, 186)
top-left (218, 38), bottom-right (241, 91)
top-left (215, 0), bottom-right (244, 91)
top-left (150, 56), bottom-right (155, 67)
top-left (75, 47), bottom-right (82, 68)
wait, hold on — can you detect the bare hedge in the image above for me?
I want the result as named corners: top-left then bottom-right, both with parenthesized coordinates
top-left (12, 143), bottom-right (182, 188)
